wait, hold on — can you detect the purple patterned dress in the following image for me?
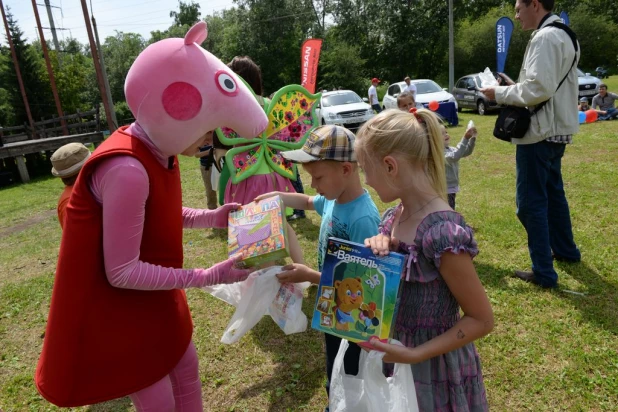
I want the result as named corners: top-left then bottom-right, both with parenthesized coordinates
top-left (381, 207), bottom-right (488, 412)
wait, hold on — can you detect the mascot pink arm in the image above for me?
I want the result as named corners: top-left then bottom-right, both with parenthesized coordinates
top-left (92, 22), bottom-right (268, 290)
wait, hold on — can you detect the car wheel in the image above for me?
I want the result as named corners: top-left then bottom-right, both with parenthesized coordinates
top-left (477, 100), bottom-right (486, 116)
top-left (321, 119), bottom-right (326, 125)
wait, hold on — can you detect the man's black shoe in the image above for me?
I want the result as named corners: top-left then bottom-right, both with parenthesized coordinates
top-left (514, 270), bottom-right (557, 289)
top-left (552, 254), bottom-right (581, 263)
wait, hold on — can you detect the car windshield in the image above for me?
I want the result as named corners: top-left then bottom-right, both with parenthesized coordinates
top-left (322, 92), bottom-right (362, 107)
top-left (577, 68), bottom-right (585, 77)
top-left (413, 81), bottom-right (443, 94)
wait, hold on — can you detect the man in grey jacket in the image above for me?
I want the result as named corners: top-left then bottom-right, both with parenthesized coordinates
top-left (481, 0), bottom-right (581, 288)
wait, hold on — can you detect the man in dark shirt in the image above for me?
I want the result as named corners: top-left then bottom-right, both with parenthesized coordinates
top-left (591, 83), bottom-right (618, 120)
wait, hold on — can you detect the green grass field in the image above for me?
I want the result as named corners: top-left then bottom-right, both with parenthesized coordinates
top-left (1, 78), bottom-right (618, 411)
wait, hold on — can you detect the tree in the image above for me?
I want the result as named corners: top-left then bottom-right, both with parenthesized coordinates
top-left (0, 8), bottom-right (54, 125)
top-left (170, 1), bottom-right (201, 26)
top-left (51, 39), bottom-right (95, 114)
top-left (568, 5), bottom-right (618, 73)
top-left (318, 37), bottom-right (366, 94)
top-left (101, 32), bottom-right (146, 103)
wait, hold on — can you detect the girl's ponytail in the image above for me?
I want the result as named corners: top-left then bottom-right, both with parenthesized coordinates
top-left (416, 111), bottom-right (447, 201)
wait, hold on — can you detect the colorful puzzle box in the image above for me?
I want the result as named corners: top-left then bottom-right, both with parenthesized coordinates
top-left (311, 237), bottom-right (405, 343)
top-left (228, 195), bottom-right (289, 268)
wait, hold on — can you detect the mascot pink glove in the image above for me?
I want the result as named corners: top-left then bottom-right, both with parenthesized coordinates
top-left (183, 203), bottom-right (242, 229)
top-left (194, 255), bottom-right (250, 287)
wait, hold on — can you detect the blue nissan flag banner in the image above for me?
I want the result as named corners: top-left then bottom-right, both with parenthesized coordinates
top-left (560, 11), bottom-right (570, 26)
top-left (496, 17), bottom-right (514, 74)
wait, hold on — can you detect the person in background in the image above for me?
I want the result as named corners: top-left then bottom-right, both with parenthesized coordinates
top-left (480, 0), bottom-right (582, 288)
top-left (591, 83), bottom-right (618, 120)
top-left (443, 120), bottom-right (477, 209)
top-left (368, 78), bottom-right (382, 113)
top-left (50, 142), bottom-right (91, 229)
top-left (577, 97), bottom-right (589, 112)
top-left (403, 76), bottom-right (417, 101)
top-left (397, 91), bottom-right (417, 112)
top-left (195, 131), bottom-right (218, 210)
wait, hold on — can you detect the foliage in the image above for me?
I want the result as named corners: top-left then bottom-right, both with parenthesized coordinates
top-left (170, 1), bottom-right (202, 27)
top-left (568, 6), bottom-right (618, 73)
top-left (114, 101), bottom-right (133, 126)
top-left (318, 37), bottom-right (367, 95)
top-left (0, 8), bottom-right (54, 125)
top-left (101, 32), bottom-right (146, 104)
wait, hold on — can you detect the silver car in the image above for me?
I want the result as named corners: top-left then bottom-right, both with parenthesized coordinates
top-left (315, 90), bottom-right (375, 131)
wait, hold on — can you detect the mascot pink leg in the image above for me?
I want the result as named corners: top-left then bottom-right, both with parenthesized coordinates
top-left (34, 22), bottom-right (268, 411)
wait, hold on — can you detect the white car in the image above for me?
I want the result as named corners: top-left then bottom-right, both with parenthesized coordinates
top-left (315, 90), bottom-right (375, 131)
top-left (577, 68), bottom-right (601, 101)
top-left (382, 79), bottom-right (458, 111)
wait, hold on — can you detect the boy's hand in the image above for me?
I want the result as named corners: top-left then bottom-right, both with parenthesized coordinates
top-left (464, 127), bottom-right (477, 139)
top-left (277, 263), bottom-right (319, 284)
top-left (364, 234), bottom-right (398, 256)
top-left (255, 192), bottom-right (281, 203)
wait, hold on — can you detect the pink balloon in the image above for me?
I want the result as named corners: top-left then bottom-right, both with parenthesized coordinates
top-left (428, 101), bottom-right (439, 111)
top-left (585, 109), bottom-right (598, 123)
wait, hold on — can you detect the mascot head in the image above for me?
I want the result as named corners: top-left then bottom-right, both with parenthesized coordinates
top-left (125, 22), bottom-right (268, 156)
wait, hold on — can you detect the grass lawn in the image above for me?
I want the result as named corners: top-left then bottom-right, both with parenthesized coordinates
top-left (1, 77), bottom-right (618, 411)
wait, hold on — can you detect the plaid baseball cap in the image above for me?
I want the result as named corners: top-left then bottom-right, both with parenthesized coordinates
top-left (281, 125), bottom-right (356, 163)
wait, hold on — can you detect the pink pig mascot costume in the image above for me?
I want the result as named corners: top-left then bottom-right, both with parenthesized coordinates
top-left (35, 22), bottom-right (268, 410)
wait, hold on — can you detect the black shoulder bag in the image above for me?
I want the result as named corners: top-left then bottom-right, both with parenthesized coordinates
top-left (494, 22), bottom-right (578, 142)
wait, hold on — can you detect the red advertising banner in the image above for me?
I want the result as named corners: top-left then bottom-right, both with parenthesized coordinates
top-left (300, 38), bottom-right (322, 94)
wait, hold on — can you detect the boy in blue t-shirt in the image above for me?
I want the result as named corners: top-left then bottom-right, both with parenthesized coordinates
top-left (256, 125), bottom-right (380, 407)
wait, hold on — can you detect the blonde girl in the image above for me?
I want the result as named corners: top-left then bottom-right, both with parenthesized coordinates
top-left (356, 108), bottom-right (493, 411)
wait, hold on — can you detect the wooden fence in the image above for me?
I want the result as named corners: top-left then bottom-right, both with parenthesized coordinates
top-left (0, 108), bottom-right (105, 184)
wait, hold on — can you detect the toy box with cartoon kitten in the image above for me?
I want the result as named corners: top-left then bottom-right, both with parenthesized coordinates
top-left (228, 195), bottom-right (288, 268)
top-left (311, 237), bottom-right (405, 343)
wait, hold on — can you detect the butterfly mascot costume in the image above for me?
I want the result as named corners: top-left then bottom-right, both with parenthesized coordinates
top-left (35, 22), bottom-right (269, 410)
top-left (217, 81), bottom-right (321, 206)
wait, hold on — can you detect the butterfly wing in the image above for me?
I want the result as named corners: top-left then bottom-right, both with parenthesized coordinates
top-left (224, 143), bottom-right (264, 184)
top-left (263, 85), bottom-right (321, 178)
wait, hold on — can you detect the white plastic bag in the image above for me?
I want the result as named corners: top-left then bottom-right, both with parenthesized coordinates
top-left (329, 339), bottom-right (419, 412)
top-left (203, 266), bottom-right (308, 343)
top-left (268, 282), bottom-right (307, 335)
top-left (478, 67), bottom-right (499, 88)
top-left (210, 165), bottom-right (220, 191)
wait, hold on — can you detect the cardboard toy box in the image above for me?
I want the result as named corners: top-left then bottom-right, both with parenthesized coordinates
top-left (228, 195), bottom-right (289, 268)
top-left (311, 237), bottom-right (405, 343)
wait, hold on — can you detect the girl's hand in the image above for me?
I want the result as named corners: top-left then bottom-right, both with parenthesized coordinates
top-left (254, 192), bottom-right (280, 202)
top-left (364, 234), bottom-right (398, 256)
top-left (368, 338), bottom-right (422, 364)
top-left (464, 127), bottom-right (477, 139)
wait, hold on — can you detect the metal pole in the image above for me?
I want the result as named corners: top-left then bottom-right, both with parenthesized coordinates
top-left (92, 15), bottom-right (117, 128)
top-left (79, 0), bottom-right (115, 132)
top-left (43, 0), bottom-right (61, 61)
top-left (32, 0), bottom-right (68, 135)
top-left (448, 0), bottom-right (454, 93)
top-left (0, 0), bottom-right (37, 139)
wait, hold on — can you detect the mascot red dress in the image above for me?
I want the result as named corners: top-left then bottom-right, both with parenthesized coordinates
top-left (34, 22), bottom-right (268, 410)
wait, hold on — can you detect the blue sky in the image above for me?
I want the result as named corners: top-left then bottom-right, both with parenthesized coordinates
top-left (2, 0), bottom-right (236, 47)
